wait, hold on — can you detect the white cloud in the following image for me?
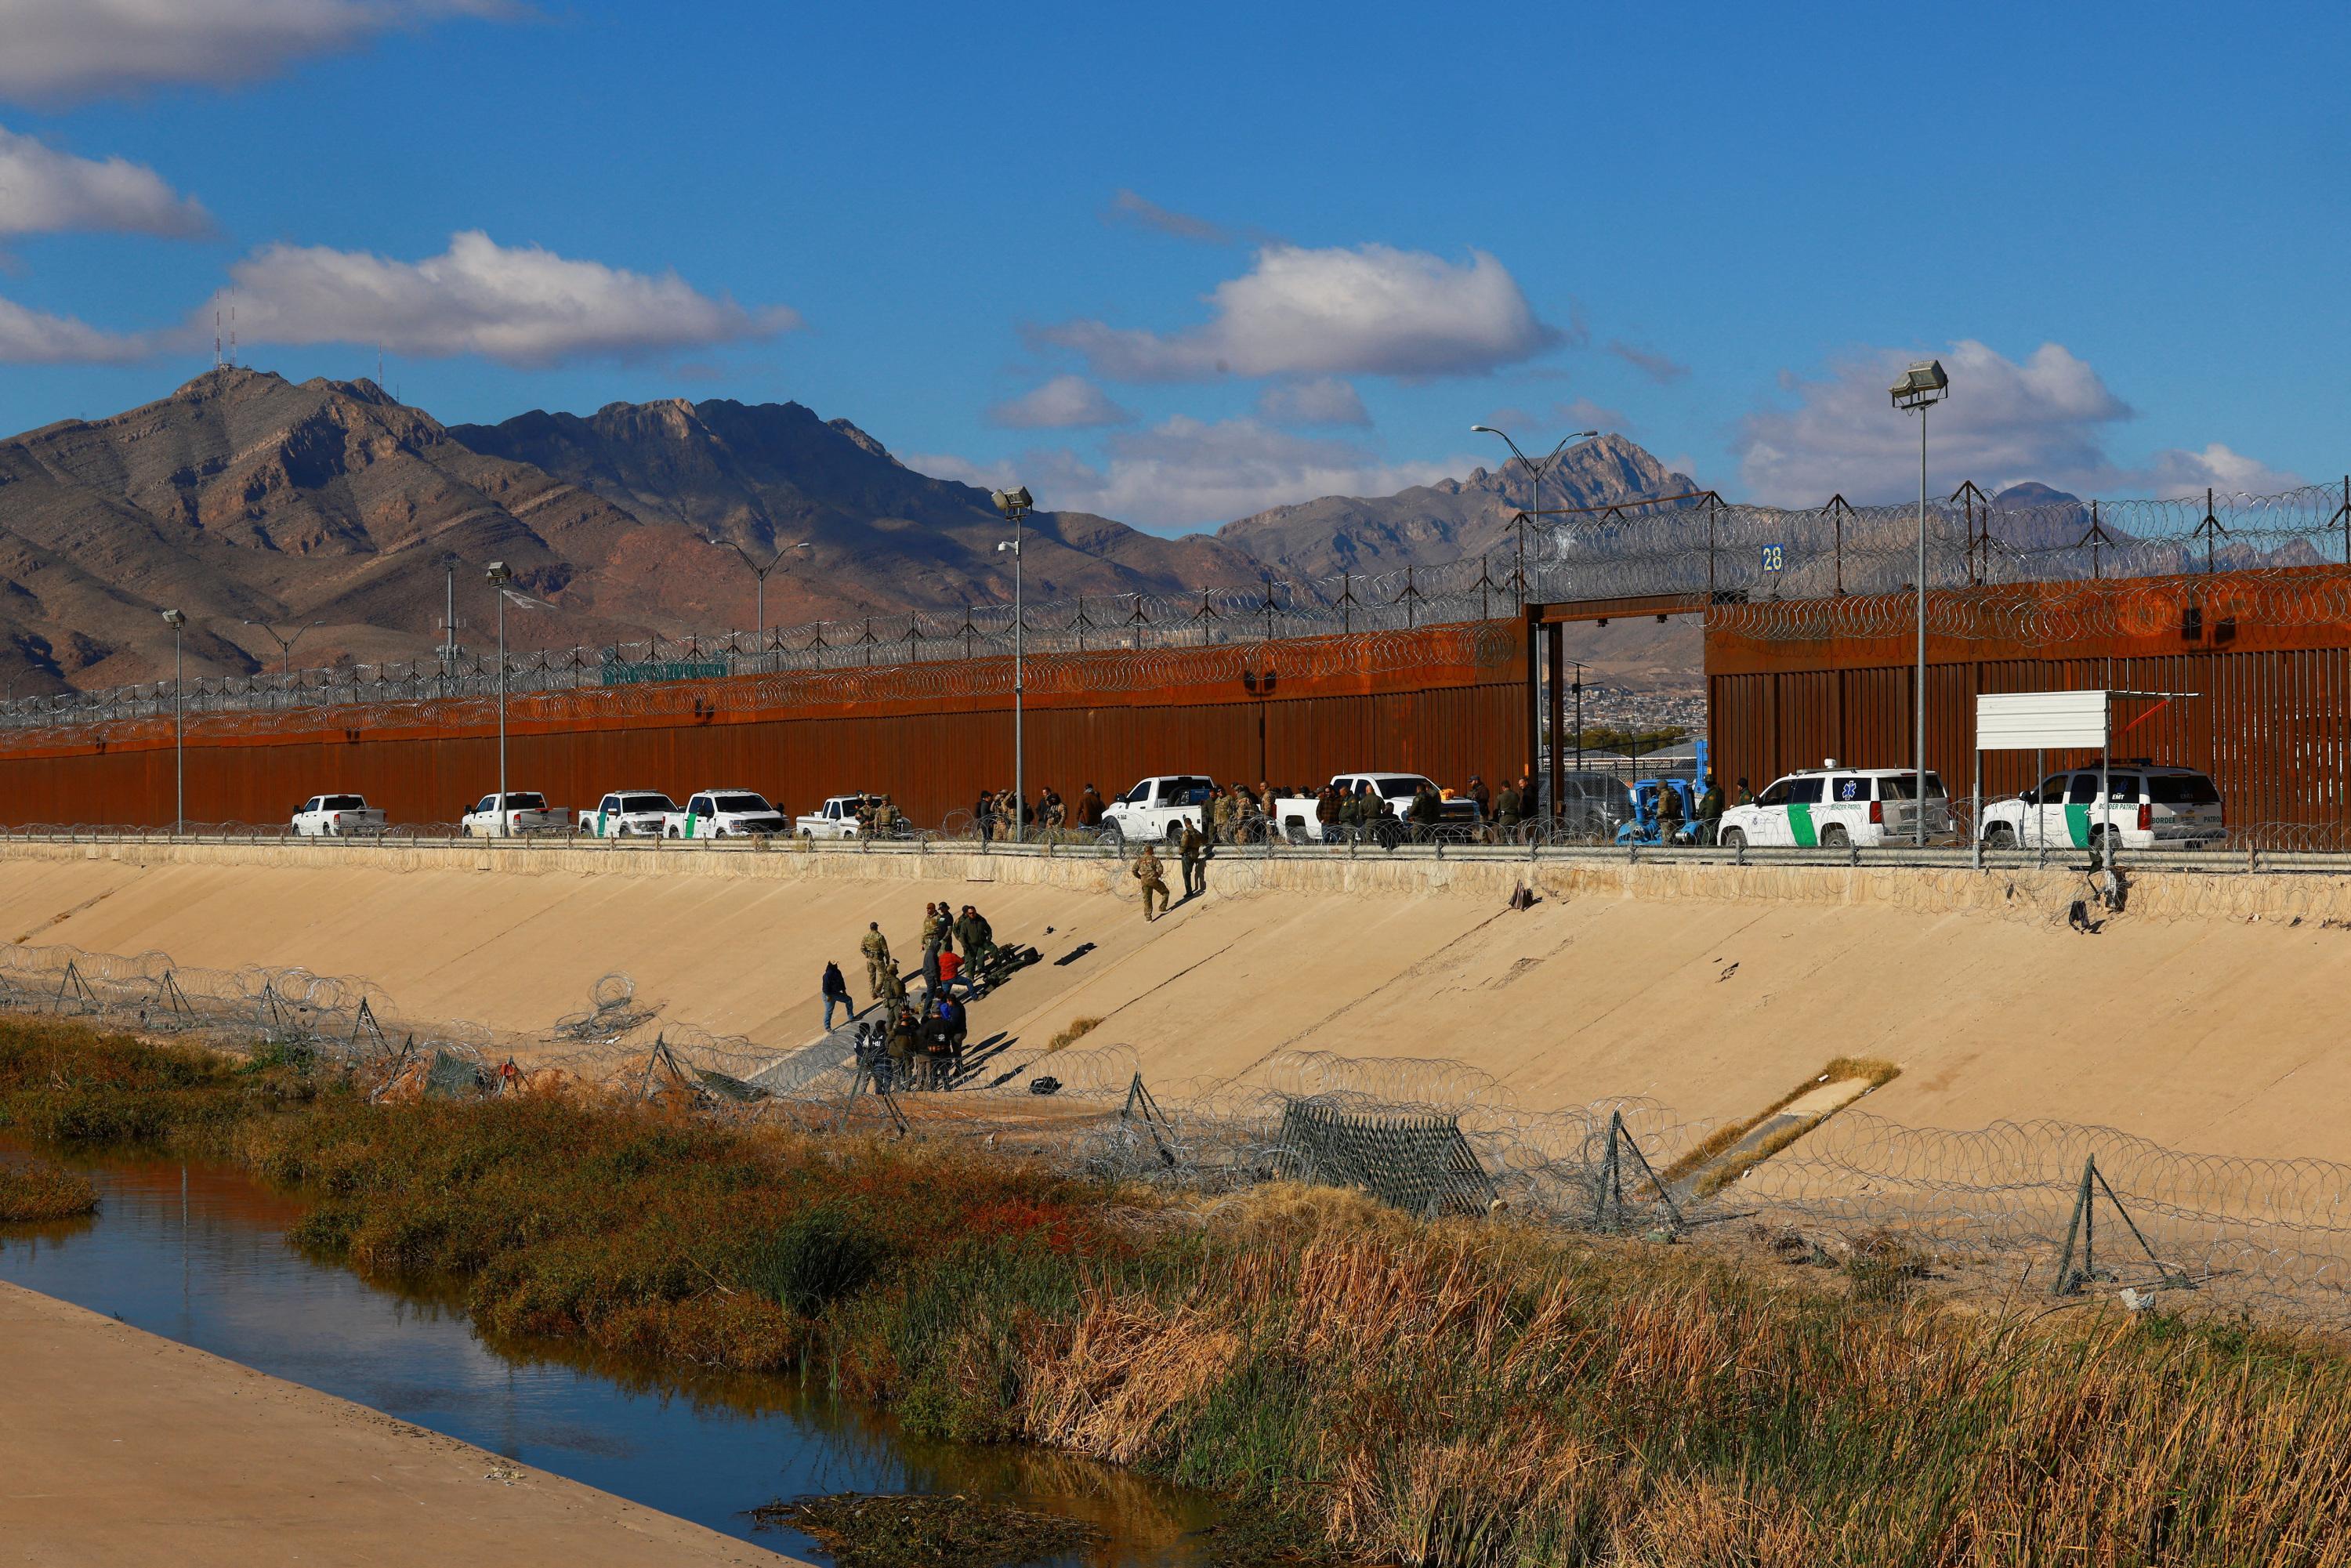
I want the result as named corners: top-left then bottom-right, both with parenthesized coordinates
top-left (1034, 243), bottom-right (1558, 382)
top-left (987, 374), bottom-right (1131, 429)
top-left (1256, 376), bottom-right (1369, 427)
top-left (212, 230), bottom-right (797, 367)
top-left (913, 415), bottom-right (1457, 531)
top-left (1738, 340), bottom-right (2135, 503)
top-left (2140, 443), bottom-right (2306, 498)
top-left (0, 126), bottom-right (208, 237)
top-left (1737, 339), bottom-right (2307, 504)
top-left (0, 294), bottom-right (151, 362)
top-left (0, 0), bottom-right (513, 104)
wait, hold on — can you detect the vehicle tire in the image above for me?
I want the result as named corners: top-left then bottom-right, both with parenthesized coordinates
top-left (1165, 822), bottom-right (1184, 844)
top-left (799, 827), bottom-right (813, 840)
top-left (1820, 824), bottom-right (1849, 848)
top-left (1984, 823), bottom-right (2017, 849)
top-left (1721, 827), bottom-right (1747, 850)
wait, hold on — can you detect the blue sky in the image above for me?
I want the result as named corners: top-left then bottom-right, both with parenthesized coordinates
top-left (1, 1), bottom-right (2344, 527)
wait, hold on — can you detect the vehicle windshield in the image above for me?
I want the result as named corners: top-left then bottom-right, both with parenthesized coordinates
top-left (2150, 774), bottom-right (2220, 806)
top-left (503, 793), bottom-right (545, 809)
top-left (1378, 778), bottom-right (1426, 798)
top-left (618, 794), bottom-right (676, 812)
top-left (321, 795), bottom-right (365, 809)
top-left (1876, 773), bottom-right (1947, 800)
top-left (712, 793), bottom-right (772, 812)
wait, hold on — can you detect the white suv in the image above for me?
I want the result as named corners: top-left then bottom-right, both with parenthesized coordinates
top-left (1717, 764), bottom-right (1951, 849)
top-left (1977, 763), bottom-right (2223, 852)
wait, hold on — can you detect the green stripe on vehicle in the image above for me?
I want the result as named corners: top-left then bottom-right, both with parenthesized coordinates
top-left (1789, 803), bottom-right (1817, 846)
top-left (2064, 803), bottom-right (2090, 848)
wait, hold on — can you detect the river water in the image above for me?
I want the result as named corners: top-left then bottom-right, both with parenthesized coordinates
top-left (0, 1146), bottom-right (1221, 1566)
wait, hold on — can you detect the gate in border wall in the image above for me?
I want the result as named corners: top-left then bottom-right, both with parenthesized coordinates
top-left (0, 621), bottom-right (1531, 830)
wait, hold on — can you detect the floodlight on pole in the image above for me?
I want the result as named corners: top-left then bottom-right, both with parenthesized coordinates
top-left (991, 487), bottom-right (1034, 839)
top-left (1889, 358), bottom-right (1950, 846)
top-left (487, 561), bottom-right (514, 822)
top-left (161, 609), bottom-right (187, 834)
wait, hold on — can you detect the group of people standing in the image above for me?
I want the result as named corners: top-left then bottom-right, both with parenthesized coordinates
top-left (824, 901), bottom-right (1004, 1092)
top-left (975, 783), bottom-right (1110, 843)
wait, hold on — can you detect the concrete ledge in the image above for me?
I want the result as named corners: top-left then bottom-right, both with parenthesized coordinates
top-left (2, 835), bottom-right (2342, 925)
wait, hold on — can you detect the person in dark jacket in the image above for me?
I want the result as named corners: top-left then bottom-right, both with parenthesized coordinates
top-left (1407, 781), bottom-right (1443, 838)
top-left (822, 960), bottom-right (853, 1031)
top-left (885, 1005), bottom-right (918, 1091)
top-left (1078, 783), bottom-right (1107, 827)
top-left (1695, 776), bottom-right (1726, 846)
top-left (1493, 782), bottom-right (1523, 839)
top-left (937, 993), bottom-right (969, 1079)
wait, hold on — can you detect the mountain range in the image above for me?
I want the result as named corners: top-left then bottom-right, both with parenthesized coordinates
top-left (0, 369), bottom-right (1695, 696)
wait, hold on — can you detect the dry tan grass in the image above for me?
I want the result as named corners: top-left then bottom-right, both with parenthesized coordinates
top-left (1043, 1016), bottom-right (1102, 1054)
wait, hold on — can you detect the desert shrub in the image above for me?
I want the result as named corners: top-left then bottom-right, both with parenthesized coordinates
top-left (0, 1158), bottom-right (97, 1222)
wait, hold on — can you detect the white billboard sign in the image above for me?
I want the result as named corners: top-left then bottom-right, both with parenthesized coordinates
top-left (1976, 690), bottom-right (2110, 751)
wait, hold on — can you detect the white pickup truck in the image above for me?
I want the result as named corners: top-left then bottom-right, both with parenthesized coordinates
top-left (292, 794), bottom-right (386, 837)
top-left (1100, 774), bottom-right (1215, 843)
top-left (664, 788), bottom-right (791, 838)
top-left (578, 790), bottom-right (680, 838)
top-left (796, 793), bottom-right (879, 839)
top-left (460, 791), bottom-right (567, 837)
top-left (1270, 772), bottom-right (1480, 842)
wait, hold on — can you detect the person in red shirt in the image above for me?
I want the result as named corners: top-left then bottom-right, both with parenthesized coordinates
top-left (935, 945), bottom-right (964, 998)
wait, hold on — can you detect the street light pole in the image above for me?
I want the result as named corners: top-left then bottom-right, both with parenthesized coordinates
top-left (161, 610), bottom-right (187, 834)
top-left (487, 562), bottom-right (513, 822)
top-left (1470, 425), bottom-right (1602, 588)
top-left (1916, 404), bottom-right (1928, 846)
top-left (241, 618), bottom-right (325, 679)
top-left (1889, 360), bottom-right (1951, 847)
top-left (1471, 425), bottom-right (1599, 807)
top-left (992, 487), bottom-right (1034, 842)
top-left (712, 538), bottom-right (811, 662)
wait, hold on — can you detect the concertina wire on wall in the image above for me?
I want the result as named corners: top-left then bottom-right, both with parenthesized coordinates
top-left (7, 477), bottom-right (2350, 736)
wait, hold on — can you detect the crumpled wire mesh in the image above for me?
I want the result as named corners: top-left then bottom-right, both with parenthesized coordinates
top-left (10, 932), bottom-right (2351, 1330)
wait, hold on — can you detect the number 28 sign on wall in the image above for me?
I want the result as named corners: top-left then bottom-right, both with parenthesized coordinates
top-left (1760, 543), bottom-right (1786, 574)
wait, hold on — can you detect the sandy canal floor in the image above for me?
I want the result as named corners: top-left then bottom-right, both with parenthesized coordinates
top-left (0, 1280), bottom-right (799, 1567)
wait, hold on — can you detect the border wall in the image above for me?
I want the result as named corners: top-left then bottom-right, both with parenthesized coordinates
top-left (0, 621), bottom-right (1528, 828)
top-left (1705, 565), bottom-right (2351, 826)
